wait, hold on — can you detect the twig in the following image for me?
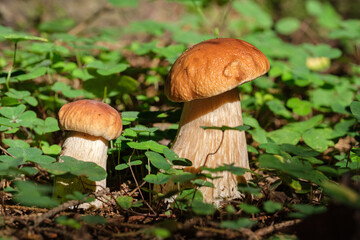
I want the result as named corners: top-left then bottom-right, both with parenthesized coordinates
top-left (254, 219), bottom-right (301, 238)
top-left (129, 181), bottom-right (146, 196)
top-left (33, 188), bottom-right (109, 227)
top-left (2, 204), bottom-right (48, 213)
top-left (0, 145), bottom-right (15, 158)
top-left (112, 230), bottom-right (143, 238)
top-left (194, 225), bottom-right (231, 235)
top-left (128, 148), bottom-right (156, 215)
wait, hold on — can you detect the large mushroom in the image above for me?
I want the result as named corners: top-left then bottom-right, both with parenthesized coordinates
top-left (53, 99), bottom-right (122, 207)
top-left (164, 38), bottom-right (270, 204)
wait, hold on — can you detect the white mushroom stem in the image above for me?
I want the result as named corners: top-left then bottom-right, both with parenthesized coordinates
top-left (53, 132), bottom-right (108, 207)
top-left (171, 88), bottom-right (250, 204)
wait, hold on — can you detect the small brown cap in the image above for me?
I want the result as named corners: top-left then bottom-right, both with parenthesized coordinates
top-left (58, 100), bottom-right (122, 140)
top-left (165, 38), bottom-right (270, 102)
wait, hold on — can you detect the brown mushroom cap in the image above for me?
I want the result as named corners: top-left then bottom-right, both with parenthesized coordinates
top-left (165, 38), bottom-right (270, 102)
top-left (58, 100), bottom-right (122, 140)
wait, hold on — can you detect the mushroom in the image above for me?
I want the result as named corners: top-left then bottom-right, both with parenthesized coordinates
top-left (53, 99), bottom-right (122, 207)
top-left (164, 38), bottom-right (270, 204)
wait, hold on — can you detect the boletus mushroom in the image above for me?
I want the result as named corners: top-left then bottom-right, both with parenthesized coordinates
top-left (164, 38), bottom-right (270, 204)
top-left (53, 99), bottom-right (122, 207)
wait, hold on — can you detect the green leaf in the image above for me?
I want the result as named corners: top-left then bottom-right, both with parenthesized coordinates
top-left (129, 41), bottom-right (158, 55)
top-left (286, 115), bottom-right (323, 132)
top-left (280, 144), bottom-right (320, 157)
top-left (145, 151), bottom-right (172, 170)
top-left (23, 96), bottom-right (38, 106)
top-left (56, 216), bottom-right (81, 229)
top-left (310, 85), bottom-right (354, 110)
top-left (51, 82), bottom-right (84, 98)
top-left (67, 192), bottom-right (94, 202)
top-left (303, 44), bottom-right (342, 59)
top-left (1, 33), bottom-right (47, 43)
top-left (116, 196), bottom-right (133, 209)
top-left (1, 96), bottom-right (19, 106)
top-left (27, 155), bottom-right (56, 164)
top-left (16, 67), bottom-right (47, 81)
top-left (220, 218), bottom-right (256, 229)
top-left (130, 125), bottom-right (159, 134)
top-left (191, 179), bottom-right (214, 188)
top-left (258, 154), bottom-right (328, 185)
top-left (306, 0), bottom-right (322, 16)
top-left (232, 0), bottom-right (273, 30)
top-left (239, 203), bottom-right (261, 214)
top-left (127, 140), bottom-right (167, 153)
top-left (121, 111), bottom-right (140, 123)
top-left (72, 69), bottom-right (93, 81)
top-left (42, 156), bottom-right (107, 181)
top-left (238, 185), bottom-right (262, 197)
top-left (14, 181), bottom-right (59, 208)
top-left (21, 167), bottom-right (38, 176)
top-left (34, 117), bottom-right (60, 134)
top-left (153, 44), bottom-right (186, 59)
top-left (18, 111), bottom-right (37, 128)
top-left (163, 148), bottom-right (178, 162)
top-left (303, 128), bottom-right (334, 152)
top-left (350, 101), bottom-right (360, 121)
top-left (38, 19), bottom-right (75, 33)
top-left (127, 20), bottom-right (166, 36)
top-left (5, 88), bottom-right (30, 99)
top-left (172, 172), bottom-right (197, 184)
top-left (329, 20), bottom-right (360, 40)
top-left (2, 139), bottom-right (30, 149)
top-left (289, 204), bottom-right (326, 218)
top-left (266, 99), bottom-right (292, 119)
top-left (191, 200), bottom-right (216, 215)
top-left (286, 98), bottom-right (312, 116)
top-left (143, 173), bottom-right (171, 184)
top-left (263, 200), bottom-right (282, 213)
top-left (0, 104), bottom-right (26, 119)
top-left (98, 64), bottom-right (129, 76)
top-left (7, 147), bottom-right (42, 161)
top-left (108, 0), bottom-right (138, 7)
top-left (86, 60), bottom-right (129, 76)
top-left (267, 128), bottom-right (302, 145)
top-left (118, 75), bottom-right (139, 93)
top-left (163, 147), bottom-right (192, 166)
top-left (115, 160), bottom-right (142, 170)
top-left (41, 141), bottom-right (61, 155)
top-left (201, 164), bottom-right (247, 176)
top-left (275, 18), bottom-right (301, 35)
top-left (0, 155), bottom-right (23, 168)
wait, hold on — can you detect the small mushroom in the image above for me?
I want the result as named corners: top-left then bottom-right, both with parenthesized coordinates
top-left (164, 38), bottom-right (270, 204)
top-left (53, 100), bottom-right (122, 207)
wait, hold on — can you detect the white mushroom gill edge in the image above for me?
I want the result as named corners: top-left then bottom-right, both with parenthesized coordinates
top-left (53, 132), bottom-right (108, 208)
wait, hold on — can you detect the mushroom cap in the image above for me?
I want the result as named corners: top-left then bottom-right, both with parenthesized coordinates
top-left (165, 38), bottom-right (270, 102)
top-left (58, 100), bottom-right (122, 140)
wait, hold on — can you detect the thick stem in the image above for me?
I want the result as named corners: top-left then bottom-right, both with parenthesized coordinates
top-left (171, 88), bottom-right (249, 204)
top-left (53, 132), bottom-right (108, 207)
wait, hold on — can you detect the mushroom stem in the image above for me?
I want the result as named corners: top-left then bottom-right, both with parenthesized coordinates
top-left (171, 88), bottom-right (250, 204)
top-left (53, 132), bottom-right (108, 206)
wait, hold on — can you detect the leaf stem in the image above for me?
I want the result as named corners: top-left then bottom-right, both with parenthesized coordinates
top-left (103, 86), bottom-right (107, 102)
top-left (5, 42), bottom-right (18, 91)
